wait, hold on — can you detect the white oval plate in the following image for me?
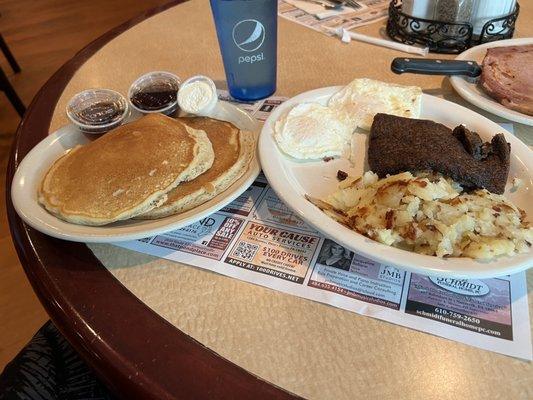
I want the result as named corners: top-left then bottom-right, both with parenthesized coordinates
top-left (12, 102), bottom-right (260, 243)
top-left (259, 87), bottom-right (533, 278)
top-left (450, 37), bottom-right (533, 126)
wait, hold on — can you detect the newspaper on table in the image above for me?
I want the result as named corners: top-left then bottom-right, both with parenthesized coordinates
top-left (278, 0), bottom-right (390, 35)
top-left (114, 92), bottom-right (532, 360)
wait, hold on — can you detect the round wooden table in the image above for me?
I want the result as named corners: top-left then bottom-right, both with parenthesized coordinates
top-left (7, 1), bottom-right (533, 399)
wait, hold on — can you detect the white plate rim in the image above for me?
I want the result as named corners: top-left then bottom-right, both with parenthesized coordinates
top-left (450, 37), bottom-right (533, 126)
top-left (11, 102), bottom-right (261, 243)
top-left (259, 86), bottom-right (533, 278)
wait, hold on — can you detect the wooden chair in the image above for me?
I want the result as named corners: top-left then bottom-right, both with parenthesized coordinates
top-left (0, 33), bottom-right (21, 73)
top-left (0, 30), bottom-right (25, 117)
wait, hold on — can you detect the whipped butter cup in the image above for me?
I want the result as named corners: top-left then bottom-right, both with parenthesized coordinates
top-left (128, 71), bottom-right (181, 115)
top-left (177, 75), bottom-right (218, 116)
top-left (66, 89), bottom-right (129, 134)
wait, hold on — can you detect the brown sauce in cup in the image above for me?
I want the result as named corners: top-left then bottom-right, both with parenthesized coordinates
top-left (130, 89), bottom-right (177, 111)
top-left (75, 102), bottom-right (125, 125)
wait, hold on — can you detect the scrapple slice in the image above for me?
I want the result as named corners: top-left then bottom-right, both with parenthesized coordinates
top-left (368, 113), bottom-right (510, 194)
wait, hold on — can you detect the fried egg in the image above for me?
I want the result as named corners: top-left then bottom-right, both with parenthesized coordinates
top-left (274, 102), bottom-right (356, 160)
top-left (328, 78), bottom-right (422, 131)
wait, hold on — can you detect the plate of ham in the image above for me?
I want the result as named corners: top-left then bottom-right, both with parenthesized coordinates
top-left (450, 38), bottom-right (533, 126)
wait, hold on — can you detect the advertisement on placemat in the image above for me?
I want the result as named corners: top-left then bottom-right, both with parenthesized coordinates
top-left (405, 274), bottom-right (513, 340)
top-left (308, 239), bottom-right (405, 309)
top-left (151, 214), bottom-right (244, 261)
top-left (225, 221), bottom-right (320, 283)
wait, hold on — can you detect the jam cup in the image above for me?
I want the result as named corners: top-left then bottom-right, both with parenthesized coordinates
top-left (66, 89), bottom-right (129, 134)
top-left (128, 71), bottom-right (181, 115)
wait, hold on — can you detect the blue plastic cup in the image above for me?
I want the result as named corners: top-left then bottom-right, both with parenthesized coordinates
top-left (210, 0), bottom-right (278, 101)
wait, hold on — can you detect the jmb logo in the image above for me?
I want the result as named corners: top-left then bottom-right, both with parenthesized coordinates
top-left (379, 266), bottom-right (403, 284)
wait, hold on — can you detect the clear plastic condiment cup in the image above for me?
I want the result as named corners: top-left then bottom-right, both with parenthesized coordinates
top-left (66, 88), bottom-right (129, 134)
top-left (177, 75), bottom-right (218, 116)
top-left (128, 71), bottom-right (181, 115)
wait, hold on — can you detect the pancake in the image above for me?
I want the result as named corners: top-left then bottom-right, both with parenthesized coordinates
top-left (38, 113), bottom-right (214, 225)
top-left (139, 117), bottom-right (255, 219)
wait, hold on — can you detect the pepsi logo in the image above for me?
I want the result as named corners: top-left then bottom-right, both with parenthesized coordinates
top-left (232, 19), bottom-right (265, 52)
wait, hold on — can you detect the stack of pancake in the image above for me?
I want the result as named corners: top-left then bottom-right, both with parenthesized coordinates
top-left (38, 113), bottom-right (255, 226)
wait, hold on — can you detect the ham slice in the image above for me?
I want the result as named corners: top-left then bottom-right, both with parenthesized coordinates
top-left (480, 44), bottom-right (533, 116)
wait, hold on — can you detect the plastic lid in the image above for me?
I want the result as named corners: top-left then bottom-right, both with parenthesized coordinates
top-left (128, 71), bottom-right (181, 115)
top-left (66, 89), bottom-right (128, 133)
top-left (177, 75), bottom-right (218, 116)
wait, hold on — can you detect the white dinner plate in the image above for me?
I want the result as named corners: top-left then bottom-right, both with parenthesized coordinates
top-left (259, 87), bottom-right (533, 278)
top-left (12, 102), bottom-right (261, 243)
top-left (450, 37), bottom-right (533, 126)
